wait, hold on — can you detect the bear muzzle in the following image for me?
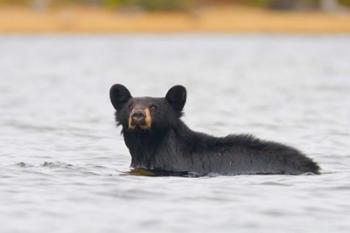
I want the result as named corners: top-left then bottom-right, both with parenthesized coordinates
top-left (128, 108), bottom-right (152, 129)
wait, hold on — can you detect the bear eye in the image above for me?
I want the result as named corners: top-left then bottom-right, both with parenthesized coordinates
top-left (150, 105), bottom-right (157, 111)
top-left (128, 103), bottom-right (134, 111)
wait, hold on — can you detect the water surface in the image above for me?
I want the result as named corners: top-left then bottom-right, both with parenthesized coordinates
top-left (0, 35), bottom-right (350, 233)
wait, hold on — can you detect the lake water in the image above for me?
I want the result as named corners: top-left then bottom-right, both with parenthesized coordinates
top-left (0, 35), bottom-right (350, 233)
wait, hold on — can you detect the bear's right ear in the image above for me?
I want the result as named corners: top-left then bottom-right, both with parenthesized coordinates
top-left (110, 84), bottom-right (132, 111)
top-left (166, 85), bottom-right (187, 113)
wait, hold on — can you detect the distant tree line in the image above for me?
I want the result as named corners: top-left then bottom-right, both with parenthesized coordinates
top-left (250, 0), bottom-right (350, 10)
top-left (1, 0), bottom-right (350, 10)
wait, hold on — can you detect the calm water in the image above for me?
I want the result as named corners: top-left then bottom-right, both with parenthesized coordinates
top-left (0, 35), bottom-right (350, 233)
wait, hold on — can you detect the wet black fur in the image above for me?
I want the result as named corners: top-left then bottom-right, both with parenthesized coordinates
top-left (110, 84), bottom-right (320, 176)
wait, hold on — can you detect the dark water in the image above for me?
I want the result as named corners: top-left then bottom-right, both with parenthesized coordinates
top-left (0, 35), bottom-right (350, 233)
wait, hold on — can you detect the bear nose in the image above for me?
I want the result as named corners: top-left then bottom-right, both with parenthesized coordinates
top-left (131, 111), bottom-right (145, 123)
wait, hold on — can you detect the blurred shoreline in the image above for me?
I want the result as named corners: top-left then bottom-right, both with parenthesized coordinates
top-left (1, 6), bottom-right (350, 33)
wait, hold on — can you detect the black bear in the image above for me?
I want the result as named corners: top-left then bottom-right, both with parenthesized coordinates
top-left (110, 84), bottom-right (320, 176)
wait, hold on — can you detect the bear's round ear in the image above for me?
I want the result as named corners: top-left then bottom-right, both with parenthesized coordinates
top-left (110, 84), bottom-right (132, 111)
top-left (165, 85), bottom-right (187, 112)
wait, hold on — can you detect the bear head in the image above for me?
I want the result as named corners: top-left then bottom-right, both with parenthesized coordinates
top-left (110, 84), bottom-right (186, 133)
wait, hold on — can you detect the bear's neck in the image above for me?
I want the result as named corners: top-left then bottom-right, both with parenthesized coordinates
top-left (122, 121), bottom-right (197, 171)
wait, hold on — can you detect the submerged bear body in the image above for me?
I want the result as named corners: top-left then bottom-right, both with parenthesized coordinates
top-left (110, 84), bottom-right (320, 176)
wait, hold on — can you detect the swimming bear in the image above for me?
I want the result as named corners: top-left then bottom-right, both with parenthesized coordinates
top-left (110, 84), bottom-right (320, 176)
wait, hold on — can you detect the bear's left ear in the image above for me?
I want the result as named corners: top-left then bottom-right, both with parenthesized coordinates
top-left (166, 85), bottom-right (187, 112)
